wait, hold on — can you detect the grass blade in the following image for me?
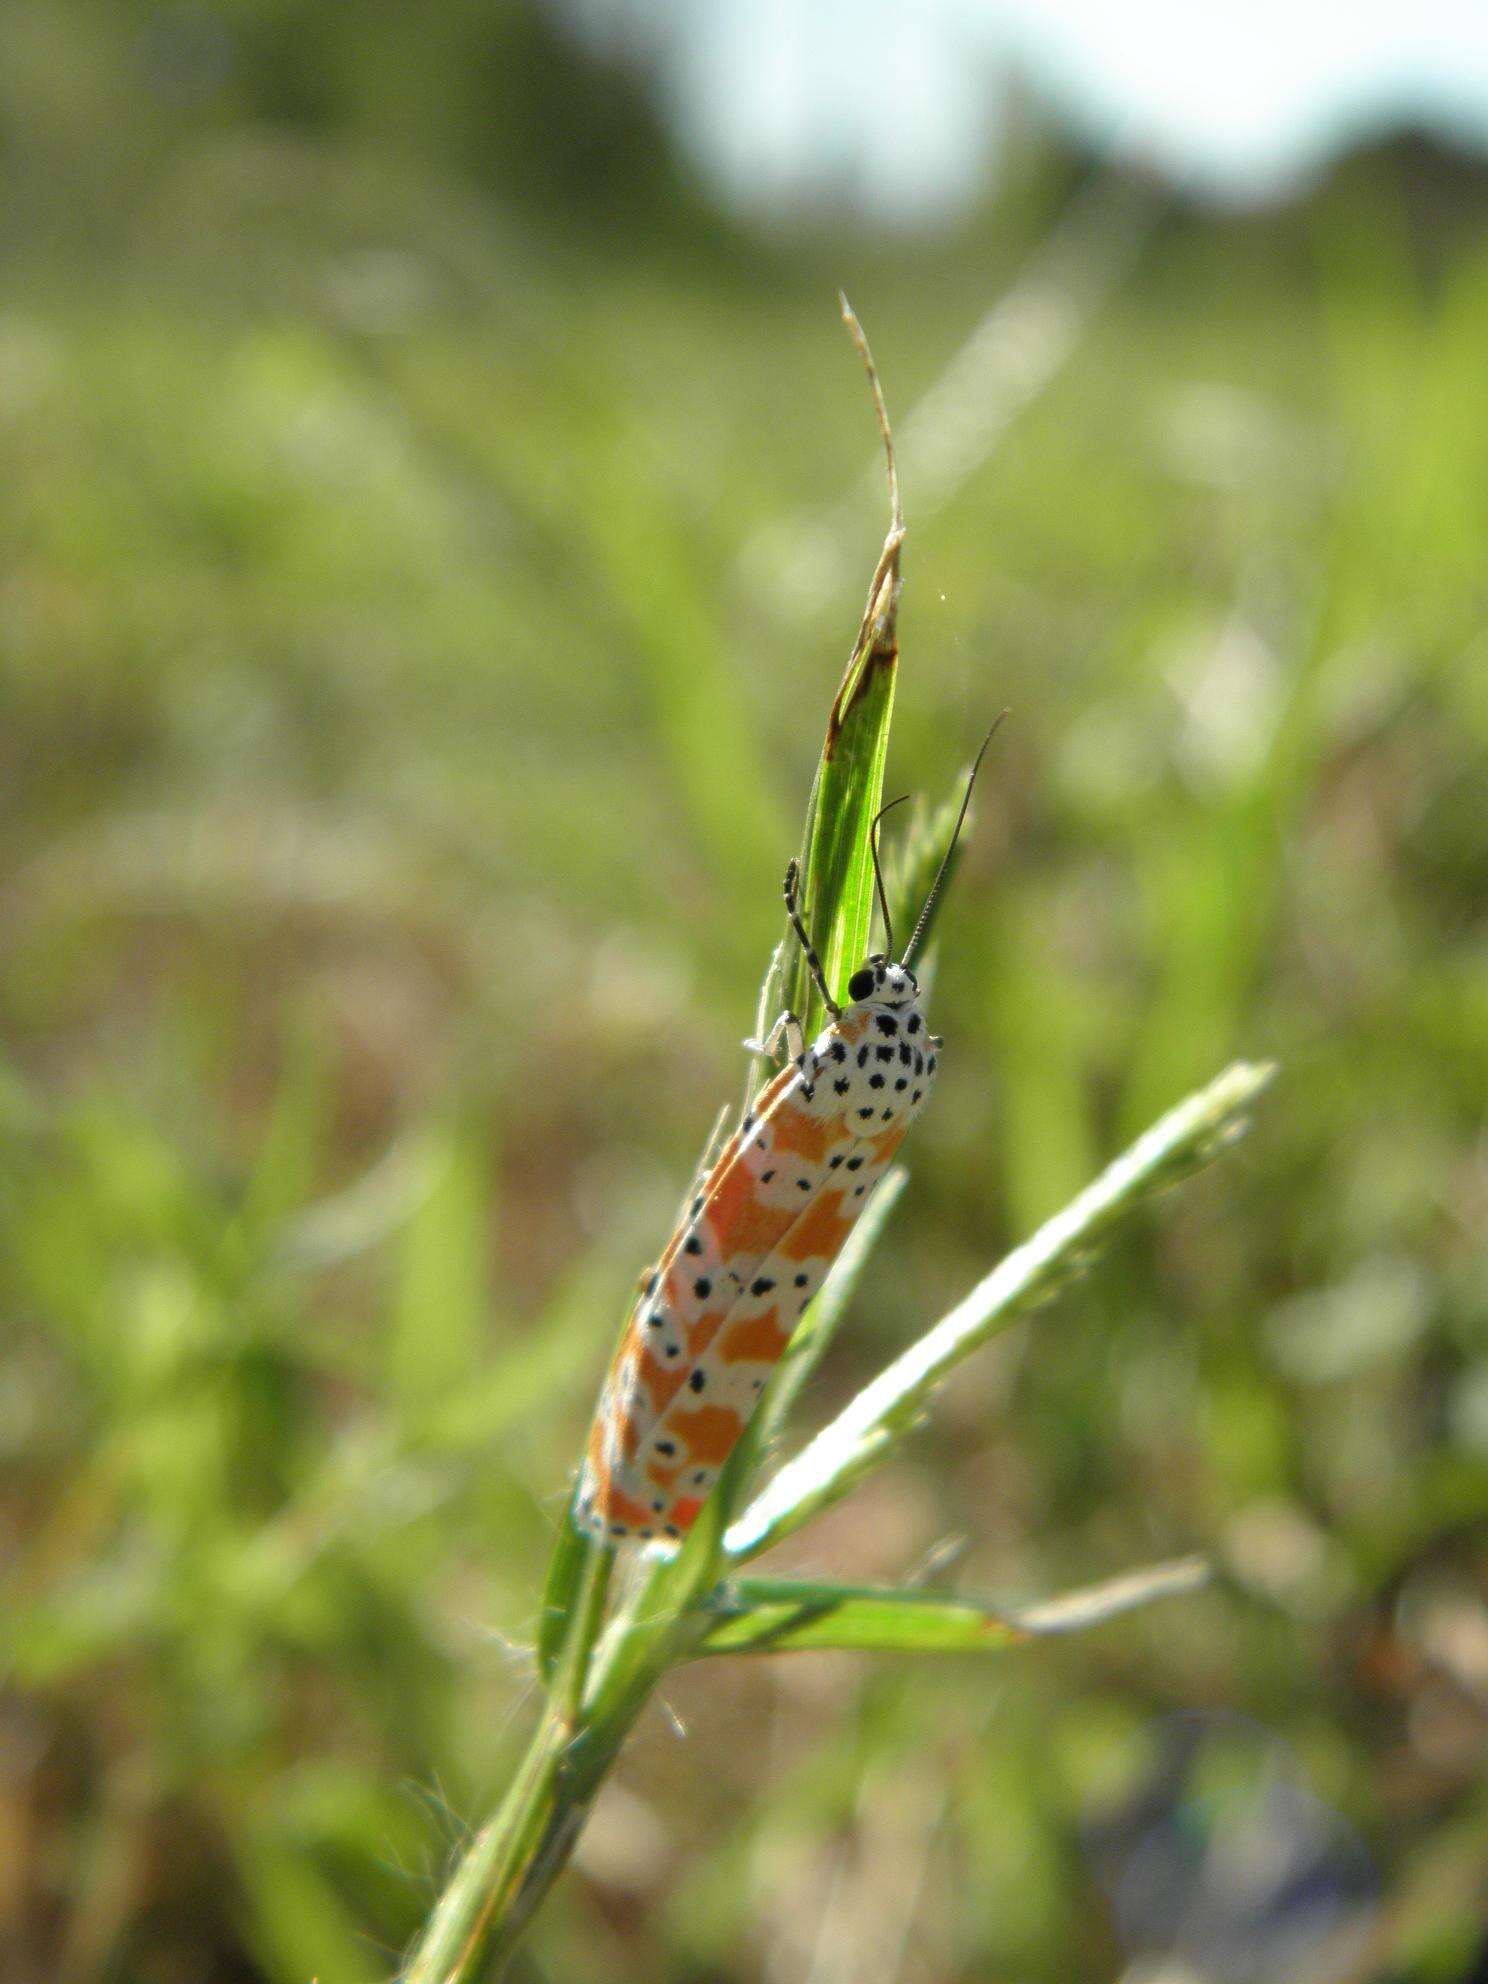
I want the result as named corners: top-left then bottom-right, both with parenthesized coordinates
top-left (780, 306), bottom-right (903, 1042)
top-left (698, 1580), bottom-right (1029, 1658)
top-left (694, 1556), bottom-right (1210, 1657)
top-left (789, 537), bottom-right (899, 1033)
top-left (536, 1494), bottom-right (589, 1684)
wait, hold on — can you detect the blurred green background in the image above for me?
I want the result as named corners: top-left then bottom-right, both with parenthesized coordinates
top-left (3, 4), bottom-right (1487, 1980)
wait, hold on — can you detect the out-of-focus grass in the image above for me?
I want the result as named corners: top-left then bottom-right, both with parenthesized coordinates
top-left (2, 14), bottom-right (1488, 1974)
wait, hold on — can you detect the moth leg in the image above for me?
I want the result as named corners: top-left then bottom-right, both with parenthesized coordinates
top-left (743, 1009), bottom-right (804, 1064)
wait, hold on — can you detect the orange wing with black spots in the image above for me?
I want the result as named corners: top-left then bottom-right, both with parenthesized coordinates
top-left (630, 1113), bottom-right (921, 1537)
top-left (578, 995), bottom-right (940, 1545)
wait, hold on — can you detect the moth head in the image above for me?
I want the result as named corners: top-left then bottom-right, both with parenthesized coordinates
top-left (847, 956), bottom-right (918, 1007)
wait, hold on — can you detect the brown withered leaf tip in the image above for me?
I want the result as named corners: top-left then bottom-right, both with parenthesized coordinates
top-left (827, 296), bottom-right (903, 759)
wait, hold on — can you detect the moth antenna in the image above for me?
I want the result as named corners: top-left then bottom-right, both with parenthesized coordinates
top-left (868, 793), bottom-right (910, 960)
top-left (901, 712), bottom-right (1009, 969)
top-left (840, 293), bottom-right (901, 537)
top-left (783, 858), bottom-right (842, 1019)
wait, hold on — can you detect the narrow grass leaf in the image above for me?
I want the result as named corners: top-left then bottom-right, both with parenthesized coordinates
top-left (788, 531), bottom-right (899, 1037)
top-left (694, 1556), bottom-right (1209, 1657)
top-left (536, 1495), bottom-right (590, 1684)
top-left (780, 308), bottom-right (904, 1046)
top-left (697, 1580), bottom-right (1030, 1658)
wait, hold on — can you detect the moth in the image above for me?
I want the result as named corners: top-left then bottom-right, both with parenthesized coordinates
top-left (578, 727), bottom-right (996, 1545)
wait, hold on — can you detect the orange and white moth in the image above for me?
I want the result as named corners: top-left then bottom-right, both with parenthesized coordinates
top-left (577, 728), bottom-right (998, 1547)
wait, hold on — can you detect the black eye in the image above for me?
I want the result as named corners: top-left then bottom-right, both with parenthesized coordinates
top-left (847, 967), bottom-right (876, 1001)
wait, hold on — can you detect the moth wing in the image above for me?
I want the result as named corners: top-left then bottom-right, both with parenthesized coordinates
top-left (643, 1097), bottom-right (936, 1535)
top-left (634, 1120), bottom-right (904, 1534)
top-left (592, 1076), bottom-right (860, 1537)
top-left (579, 1060), bottom-right (848, 1538)
top-left (581, 1006), bottom-right (941, 1541)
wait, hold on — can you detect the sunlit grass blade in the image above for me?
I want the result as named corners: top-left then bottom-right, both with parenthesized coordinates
top-left (536, 1493), bottom-right (590, 1684)
top-left (693, 1555), bottom-right (1210, 1657)
top-left (698, 1580), bottom-right (1031, 1659)
top-left (782, 305), bottom-right (903, 1042)
top-left (789, 545), bottom-right (898, 1034)
top-left (726, 1061), bottom-right (1276, 1561)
